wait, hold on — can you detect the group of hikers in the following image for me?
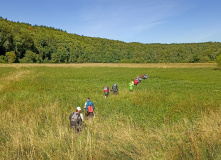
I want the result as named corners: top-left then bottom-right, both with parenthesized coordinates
top-left (129, 74), bottom-right (148, 92)
top-left (69, 74), bottom-right (148, 133)
top-left (69, 97), bottom-right (95, 133)
top-left (104, 83), bottom-right (118, 98)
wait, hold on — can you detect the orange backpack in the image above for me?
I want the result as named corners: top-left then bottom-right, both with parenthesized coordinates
top-left (88, 106), bottom-right (94, 112)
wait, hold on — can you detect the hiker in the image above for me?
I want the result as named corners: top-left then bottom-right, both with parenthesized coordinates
top-left (134, 78), bottom-right (138, 86)
top-left (104, 86), bottom-right (110, 98)
top-left (138, 76), bottom-right (142, 83)
top-left (143, 74), bottom-right (148, 79)
top-left (69, 107), bottom-right (83, 133)
top-left (129, 81), bottom-right (134, 92)
top-left (84, 97), bottom-right (95, 120)
top-left (137, 76), bottom-right (142, 83)
top-left (111, 83), bottom-right (118, 94)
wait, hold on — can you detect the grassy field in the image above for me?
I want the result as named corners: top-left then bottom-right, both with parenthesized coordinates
top-left (0, 63), bottom-right (221, 159)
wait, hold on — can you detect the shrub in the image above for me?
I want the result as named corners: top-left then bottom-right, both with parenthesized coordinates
top-left (0, 55), bottom-right (6, 63)
top-left (50, 53), bottom-right (58, 63)
top-left (5, 51), bottom-right (16, 63)
top-left (19, 50), bottom-right (37, 63)
top-left (216, 54), bottom-right (221, 69)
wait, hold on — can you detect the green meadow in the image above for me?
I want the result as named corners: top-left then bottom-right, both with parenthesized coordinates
top-left (0, 64), bottom-right (221, 159)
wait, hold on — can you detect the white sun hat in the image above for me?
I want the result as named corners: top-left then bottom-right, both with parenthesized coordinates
top-left (76, 107), bottom-right (81, 111)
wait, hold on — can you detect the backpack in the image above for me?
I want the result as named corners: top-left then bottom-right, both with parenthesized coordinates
top-left (134, 79), bottom-right (138, 85)
top-left (129, 83), bottom-right (133, 91)
top-left (145, 74), bottom-right (148, 78)
top-left (70, 112), bottom-right (81, 124)
top-left (112, 84), bottom-right (118, 91)
top-left (88, 105), bottom-right (94, 112)
top-left (104, 86), bottom-right (109, 92)
top-left (87, 101), bottom-right (94, 112)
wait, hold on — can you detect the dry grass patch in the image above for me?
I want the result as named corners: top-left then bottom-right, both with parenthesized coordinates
top-left (0, 63), bottom-right (216, 68)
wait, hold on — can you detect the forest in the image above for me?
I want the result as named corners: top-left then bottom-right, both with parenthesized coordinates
top-left (0, 17), bottom-right (221, 63)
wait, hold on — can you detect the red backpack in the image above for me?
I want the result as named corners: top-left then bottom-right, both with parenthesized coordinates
top-left (88, 106), bottom-right (94, 112)
top-left (104, 86), bottom-right (109, 92)
top-left (134, 79), bottom-right (138, 85)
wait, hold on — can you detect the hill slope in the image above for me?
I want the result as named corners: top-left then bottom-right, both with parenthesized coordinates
top-left (0, 17), bottom-right (221, 63)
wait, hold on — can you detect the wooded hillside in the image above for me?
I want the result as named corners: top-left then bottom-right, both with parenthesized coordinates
top-left (0, 17), bottom-right (221, 63)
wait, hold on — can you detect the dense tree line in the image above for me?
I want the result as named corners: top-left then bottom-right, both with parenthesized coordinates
top-left (0, 17), bottom-right (221, 63)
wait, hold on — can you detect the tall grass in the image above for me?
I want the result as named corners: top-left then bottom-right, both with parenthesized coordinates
top-left (0, 64), bottom-right (221, 159)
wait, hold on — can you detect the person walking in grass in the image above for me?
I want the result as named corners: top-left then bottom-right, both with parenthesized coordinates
top-left (84, 97), bottom-right (95, 120)
top-left (111, 83), bottom-right (118, 94)
top-left (69, 107), bottom-right (83, 133)
top-left (137, 76), bottom-right (142, 83)
top-left (134, 78), bottom-right (138, 86)
top-left (129, 81), bottom-right (134, 92)
top-left (143, 74), bottom-right (148, 79)
top-left (104, 86), bottom-right (110, 98)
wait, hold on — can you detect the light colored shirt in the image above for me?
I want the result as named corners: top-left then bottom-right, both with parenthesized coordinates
top-left (80, 113), bottom-right (84, 121)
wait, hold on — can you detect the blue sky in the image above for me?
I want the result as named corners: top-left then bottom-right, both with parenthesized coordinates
top-left (1, 0), bottom-right (221, 44)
